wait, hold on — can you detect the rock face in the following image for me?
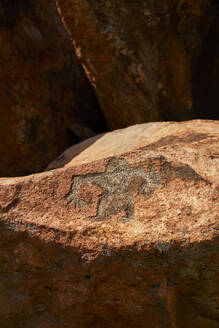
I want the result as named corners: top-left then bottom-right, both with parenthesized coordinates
top-left (56, 0), bottom-right (219, 128)
top-left (0, 120), bottom-right (218, 327)
top-left (0, 0), bottom-right (106, 177)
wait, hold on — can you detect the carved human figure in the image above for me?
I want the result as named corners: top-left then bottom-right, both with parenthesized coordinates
top-left (65, 158), bottom-right (161, 221)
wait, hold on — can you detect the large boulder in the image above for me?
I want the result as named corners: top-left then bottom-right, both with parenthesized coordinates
top-left (0, 0), bottom-right (106, 177)
top-left (0, 120), bottom-right (218, 327)
top-left (56, 0), bottom-right (219, 128)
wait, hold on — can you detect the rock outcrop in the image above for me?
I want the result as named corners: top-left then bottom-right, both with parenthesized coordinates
top-left (0, 0), bottom-right (106, 177)
top-left (0, 120), bottom-right (218, 327)
top-left (56, 0), bottom-right (219, 128)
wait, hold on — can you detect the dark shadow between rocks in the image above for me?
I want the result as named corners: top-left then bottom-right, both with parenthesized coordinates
top-left (192, 3), bottom-right (219, 120)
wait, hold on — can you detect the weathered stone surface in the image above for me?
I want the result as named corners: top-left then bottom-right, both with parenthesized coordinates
top-left (0, 120), bottom-right (218, 327)
top-left (0, 0), bottom-right (106, 177)
top-left (56, 0), bottom-right (219, 128)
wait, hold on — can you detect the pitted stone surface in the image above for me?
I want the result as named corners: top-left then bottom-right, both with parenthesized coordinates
top-left (65, 156), bottom-right (207, 222)
top-left (66, 157), bottom-right (161, 222)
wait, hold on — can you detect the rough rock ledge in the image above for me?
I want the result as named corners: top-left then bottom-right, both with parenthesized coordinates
top-left (0, 120), bottom-right (218, 327)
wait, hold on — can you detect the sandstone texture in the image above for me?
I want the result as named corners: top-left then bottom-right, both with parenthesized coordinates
top-left (56, 0), bottom-right (219, 128)
top-left (0, 120), bottom-right (218, 327)
top-left (0, 0), bottom-right (106, 177)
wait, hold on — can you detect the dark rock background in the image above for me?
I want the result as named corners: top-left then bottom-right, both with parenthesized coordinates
top-left (0, 0), bottom-right (107, 177)
top-left (57, 0), bottom-right (219, 127)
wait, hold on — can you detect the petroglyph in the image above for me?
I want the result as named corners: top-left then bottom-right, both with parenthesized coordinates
top-left (65, 158), bottom-right (162, 222)
top-left (65, 156), bottom-right (208, 222)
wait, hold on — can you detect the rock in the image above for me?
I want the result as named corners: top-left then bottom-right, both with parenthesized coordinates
top-left (0, 0), bottom-right (106, 177)
top-left (0, 120), bottom-right (218, 327)
top-left (56, 0), bottom-right (219, 128)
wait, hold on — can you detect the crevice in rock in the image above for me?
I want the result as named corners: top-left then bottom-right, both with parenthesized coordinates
top-left (192, 3), bottom-right (219, 120)
top-left (44, 286), bottom-right (54, 292)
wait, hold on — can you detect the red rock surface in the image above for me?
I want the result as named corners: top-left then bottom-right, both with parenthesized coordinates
top-left (56, 0), bottom-right (219, 128)
top-left (0, 0), bottom-right (106, 177)
top-left (0, 120), bottom-right (218, 327)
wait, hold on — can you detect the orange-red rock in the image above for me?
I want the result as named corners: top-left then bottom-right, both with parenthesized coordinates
top-left (0, 120), bottom-right (218, 327)
top-left (0, 0), bottom-right (106, 177)
top-left (56, 0), bottom-right (219, 128)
